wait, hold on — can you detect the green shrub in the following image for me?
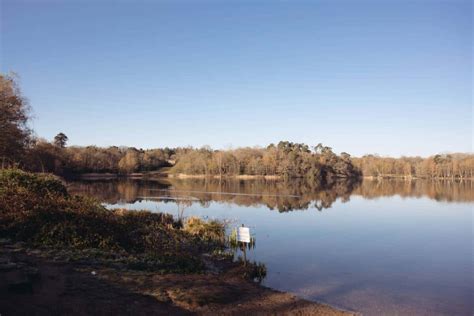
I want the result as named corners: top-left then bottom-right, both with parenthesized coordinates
top-left (0, 169), bottom-right (225, 273)
top-left (0, 168), bottom-right (67, 197)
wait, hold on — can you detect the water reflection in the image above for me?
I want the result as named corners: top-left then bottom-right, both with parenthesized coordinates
top-left (66, 177), bottom-right (473, 315)
top-left (68, 178), bottom-right (473, 211)
top-left (68, 178), bottom-right (358, 211)
top-left (354, 178), bottom-right (474, 202)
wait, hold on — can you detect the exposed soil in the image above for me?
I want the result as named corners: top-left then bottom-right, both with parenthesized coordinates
top-left (0, 242), bottom-right (355, 316)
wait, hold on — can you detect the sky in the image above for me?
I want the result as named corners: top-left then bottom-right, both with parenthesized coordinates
top-left (1, 0), bottom-right (472, 157)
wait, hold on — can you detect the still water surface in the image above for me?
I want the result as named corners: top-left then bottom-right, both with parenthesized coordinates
top-left (68, 178), bottom-right (473, 316)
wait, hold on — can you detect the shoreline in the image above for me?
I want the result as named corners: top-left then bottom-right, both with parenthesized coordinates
top-left (362, 175), bottom-right (474, 180)
top-left (0, 240), bottom-right (354, 315)
top-left (74, 172), bottom-right (473, 182)
top-left (74, 172), bottom-right (283, 180)
top-left (0, 169), bottom-right (354, 315)
top-left (168, 173), bottom-right (282, 180)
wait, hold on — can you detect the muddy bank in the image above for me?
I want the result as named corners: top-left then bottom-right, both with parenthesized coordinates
top-left (0, 242), bottom-right (354, 316)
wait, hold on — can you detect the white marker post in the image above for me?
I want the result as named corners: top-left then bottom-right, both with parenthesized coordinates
top-left (237, 226), bottom-right (250, 243)
top-left (237, 225), bottom-right (250, 265)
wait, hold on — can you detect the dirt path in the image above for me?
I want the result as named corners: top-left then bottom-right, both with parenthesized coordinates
top-left (0, 244), bottom-right (355, 316)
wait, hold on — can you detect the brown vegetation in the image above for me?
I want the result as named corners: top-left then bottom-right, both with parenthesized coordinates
top-left (0, 73), bottom-right (32, 166)
top-left (171, 143), bottom-right (361, 183)
top-left (27, 142), bottom-right (174, 175)
top-left (0, 169), bottom-right (226, 273)
top-left (353, 154), bottom-right (473, 179)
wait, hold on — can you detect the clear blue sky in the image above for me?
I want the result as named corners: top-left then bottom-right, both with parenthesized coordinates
top-left (1, 0), bottom-right (472, 157)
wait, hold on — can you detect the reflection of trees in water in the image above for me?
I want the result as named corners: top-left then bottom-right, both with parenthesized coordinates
top-left (354, 179), bottom-right (474, 202)
top-left (67, 178), bottom-right (473, 212)
top-left (67, 179), bottom-right (170, 204)
top-left (68, 178), bottom-right (358, 211)
top-left (171, 178), bottom-right (360, 212)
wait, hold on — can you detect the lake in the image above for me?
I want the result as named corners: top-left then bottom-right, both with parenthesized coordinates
top-left (68, 178), bottom-right (473, 316)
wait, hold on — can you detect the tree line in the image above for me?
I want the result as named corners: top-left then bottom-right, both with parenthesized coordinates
top-left (22, 135), bottom-right (362, 184)
top-left (1, 72), bottom-right (472, 180)
top-left (171, 142), bottom-right (360, 182)
top-left (28, 140), bottom-right (174, 175)
top-left (353, 154), bottom-right (474, 179)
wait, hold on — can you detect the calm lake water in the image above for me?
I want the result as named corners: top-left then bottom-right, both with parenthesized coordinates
top-left (68, 178), bottom-right (473, 316)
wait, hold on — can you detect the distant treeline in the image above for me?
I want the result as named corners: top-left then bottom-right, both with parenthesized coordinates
top-left (22, 139), bottom-right (362, 184)
top-left (1, 72), bottom-right (473, 180)
top-left (171, 142), bottom-right (360, 182)
top-left (22, 142), bottom-right (473, 181)
top-left (27, 141), bottom-right (174, 175)
top-left (353, 154), bottom-right (474, 179)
